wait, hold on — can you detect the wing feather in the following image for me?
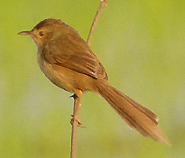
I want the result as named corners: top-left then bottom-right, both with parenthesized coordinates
top-left (42, 32), bottom-right (108, 80)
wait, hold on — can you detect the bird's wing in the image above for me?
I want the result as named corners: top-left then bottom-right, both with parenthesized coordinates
top-left (42, 32), bottom-right (108, 80)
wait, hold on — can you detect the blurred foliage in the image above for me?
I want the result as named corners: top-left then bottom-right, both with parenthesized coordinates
top-left (0, 0), bottom-right (185, 157)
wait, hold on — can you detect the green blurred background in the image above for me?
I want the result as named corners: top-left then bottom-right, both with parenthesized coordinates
top-left (1, 0), bottom-right (185, 157)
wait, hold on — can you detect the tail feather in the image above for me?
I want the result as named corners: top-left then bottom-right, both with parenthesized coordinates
top-left (96, 80), bottom-right (170, 145)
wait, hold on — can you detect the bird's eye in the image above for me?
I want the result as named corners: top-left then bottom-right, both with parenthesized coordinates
top-left (39, 31), bottom-right (44, 36)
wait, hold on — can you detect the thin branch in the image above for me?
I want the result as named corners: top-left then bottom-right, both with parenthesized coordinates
top-left (70, 94), bottom-right (81, 158)
top-left (70, 1), bottom-right (108, 158)
top-left (87, 0), bottom-right (108, 46)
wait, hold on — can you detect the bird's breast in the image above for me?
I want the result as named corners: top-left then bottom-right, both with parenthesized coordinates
top-left (37, 50), bottom-right (71, 91)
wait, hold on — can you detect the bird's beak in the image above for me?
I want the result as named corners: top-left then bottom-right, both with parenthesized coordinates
top-left (18, 31), bottom-right (31, 36)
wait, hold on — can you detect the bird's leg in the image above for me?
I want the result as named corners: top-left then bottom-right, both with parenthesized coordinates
top-left (70, 89), bottom-right (82, 125)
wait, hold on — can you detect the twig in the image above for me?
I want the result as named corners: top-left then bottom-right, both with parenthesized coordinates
top-left (70, 94), bottom-right (81, 158)
top-left (87, 0), bottom-right (108, 46)
top-left (70, 1), bottom-right (108, 158)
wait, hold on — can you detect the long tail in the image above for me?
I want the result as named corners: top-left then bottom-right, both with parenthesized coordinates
top-left (95, 79), bottom-right (170, 145)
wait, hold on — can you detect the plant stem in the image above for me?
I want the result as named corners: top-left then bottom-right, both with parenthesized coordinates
top-left (87, 0), bottom-right (108, 46)
top-left (70, 94), bottom-right (81, 158)
top-left (70, 1), bottom-right (108, 157)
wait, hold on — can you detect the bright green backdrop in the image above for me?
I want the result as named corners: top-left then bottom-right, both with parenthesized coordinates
top-left (1, 0), bottom-right (185, 157)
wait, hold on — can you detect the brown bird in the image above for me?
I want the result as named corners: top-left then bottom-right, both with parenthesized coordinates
top-left (18, 19), bottom-right (170, 145)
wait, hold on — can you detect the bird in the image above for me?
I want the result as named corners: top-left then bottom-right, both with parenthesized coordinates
top-left (18, 18), bottom-right (170, 145)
